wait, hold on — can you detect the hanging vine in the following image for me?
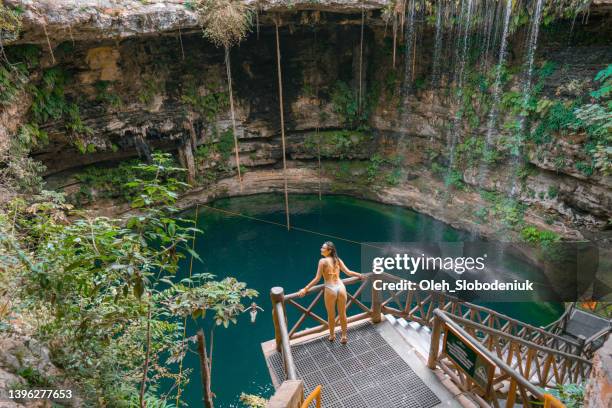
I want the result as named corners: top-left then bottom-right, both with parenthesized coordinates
top-left (313, 29), bottom-right (322, 200)
top-left (358, 1), bottom-right (365, 113)
top-left (275, 16), bottom-right (291, 230)
top-left (193, 0), bottom-right (253, 189)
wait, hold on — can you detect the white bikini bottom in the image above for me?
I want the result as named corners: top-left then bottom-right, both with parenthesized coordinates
top-left (324, 281), bottom-right (345, 295)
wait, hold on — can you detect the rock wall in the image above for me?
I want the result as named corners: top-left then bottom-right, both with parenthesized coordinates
top-left (2, 3), bottom-right (612, 246)
top-left (584, 336), bottom-right (612, 408)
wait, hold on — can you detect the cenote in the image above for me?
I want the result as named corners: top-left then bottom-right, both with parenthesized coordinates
top-left (175, 194), bottom-right (564, 407)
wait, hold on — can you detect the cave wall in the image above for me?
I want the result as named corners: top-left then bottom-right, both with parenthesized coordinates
top-left (5, 9), bottom-right (612, 243)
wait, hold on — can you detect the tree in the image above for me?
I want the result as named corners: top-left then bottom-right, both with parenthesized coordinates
top-left (0, 153), bottom-right (258, 406)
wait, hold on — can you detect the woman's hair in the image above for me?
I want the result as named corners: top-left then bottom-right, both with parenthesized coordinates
top-left (323, 241), bottom-right (339, 268)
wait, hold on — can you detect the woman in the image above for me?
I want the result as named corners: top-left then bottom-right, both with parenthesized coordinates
top-left (298, 241), bottom-right (364, 344)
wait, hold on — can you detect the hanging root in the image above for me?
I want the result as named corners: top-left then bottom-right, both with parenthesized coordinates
top-left (67, 24), bottom-right (75, 47)
top-left (256, 6), bottom-right (260, 40)
top-left (178, 24), bottom-right (185, 60)
top-left (42, 23), bottom-right (55, 64)
top-left (225, 47), bottom-right (242, 189)
top-left (194, 0), bottom-right (253, 49)
top-left (275, 17), bottom-right (291, 230)
top-left (359, 2), bottom-right (365, 113)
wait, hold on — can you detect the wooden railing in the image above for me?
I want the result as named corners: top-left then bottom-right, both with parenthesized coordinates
top-left (278, 273), bottom-right (581, 355)
top-left (447, 314), bottom-right (591, 387)
top-left (269, 273), bottom-right (592, 406)
top-left (282, 275), bottom-right (373, 340)
top-left (375, 273), bottom-right (583, 356)
top-left (428, 309), bottom-right (576, 408)
top-left (300, 385), bottom-right (321, 408)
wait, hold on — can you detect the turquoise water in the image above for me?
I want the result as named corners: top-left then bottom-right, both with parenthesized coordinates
top-left (175, 194), bottom-right (563, 407)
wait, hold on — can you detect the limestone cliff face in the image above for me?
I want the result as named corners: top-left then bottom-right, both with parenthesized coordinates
top-left (4, 0), bottom-right (388, 44)
top-left (2, 1), bottom-right (612, 245)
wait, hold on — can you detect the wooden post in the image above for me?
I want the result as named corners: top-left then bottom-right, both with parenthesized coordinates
top-left (506, 378), bottom-right (517, 408)
top-left (370, 277), bottom-right (382, 324)
top-left (197, 329), bottom-right (214, 408)
top-left (428, 315), bottom-right (443, 369)
top-left (271, 287), bottom-right (285, 352)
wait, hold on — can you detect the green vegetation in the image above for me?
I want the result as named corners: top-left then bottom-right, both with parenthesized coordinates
top-left (480, 191), bottom-right (527, 229)
top-left (0, 153), bottom-right (257, 406)
top-left (27, 67), bottom-right (93, 150)
top-left (138, 77), bottom-right (161, 105)
top-left (456, 136), bottom-right (500, 167)
top-left (181, 81), bottom-right (229, 121)
top-left (367, 154), bottom-right (403, 186)
top-left (0, 2), bottom-right (22, 42)
top-left (329, 80), bottom-right (373, 129)
top-left (524, 64), bottom-right (611, 176)
top-left (95, 80), bottom-right (123, 109)
top-left (304, 129), bottom-right (371, 159)
top-left (520, 226), bottom-right (560, 247)
top-left (16, 366), bottom-right (53, 388)
top-left (72, 159), bottom-right (142, 204)
top-left (545, 383), bottom-right (585, 408)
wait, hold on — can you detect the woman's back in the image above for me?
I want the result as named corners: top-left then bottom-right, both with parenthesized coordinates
top-left (321, 257), bottom-right (340, 282)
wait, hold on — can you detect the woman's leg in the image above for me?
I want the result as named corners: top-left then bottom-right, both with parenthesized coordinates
top-left (337, 287), bottom-right (348, 343)
top-left (324, 288), bottom-right (337, 340)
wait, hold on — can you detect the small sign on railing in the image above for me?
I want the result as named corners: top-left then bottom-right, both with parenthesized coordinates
top-left (443, 326), bottom-right (495, 395)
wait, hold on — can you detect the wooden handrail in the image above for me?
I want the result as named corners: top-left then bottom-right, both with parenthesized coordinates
top-left (300, 385), bottom-right (321, 408)
top-left (429, 309), bottom-right (566, 407)
top-left (429, 309), bottom-right (589, 406)
top-left (430, 309), bottom-right (546, 398)
top-left (283, 274), bottom-right (372, 340)
top-left (448, 315), bottom-right (592, 365)
top-left (284, 275), bottom-right (364, 301)
top-left (375, 273), bottom-right (581, 348)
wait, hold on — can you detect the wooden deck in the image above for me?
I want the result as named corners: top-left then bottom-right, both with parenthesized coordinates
top-left (262, 319), bottom-right (465, 408)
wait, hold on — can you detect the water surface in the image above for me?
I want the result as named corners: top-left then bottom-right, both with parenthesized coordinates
top-left (175, 194), bottom-right (563, 407)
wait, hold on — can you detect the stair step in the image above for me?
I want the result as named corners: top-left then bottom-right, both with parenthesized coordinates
top-left (384, 314), bottom-right (397, 325)
top-left (409, 321), bottom-right (424, 330)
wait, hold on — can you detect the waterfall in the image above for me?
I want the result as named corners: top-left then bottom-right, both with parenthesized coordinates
top-left (475, 0), bottom-right (512, 189)
top-left (431, 2), bottom-right (444, 87)
top-left (484, 0), bottom-right (513, 149)
top-left (481, 0), bottom-right (498, 69)
top-left (455, 0), bottom-right (474, 89)
top-left (519, 0), bottom-right (544, 128)
top-left (402, 0), bottom-right (417, 93)
top-left (509, 0), bottom-right (544, 196)
top-left (446, 0), bottom-right (475, 182)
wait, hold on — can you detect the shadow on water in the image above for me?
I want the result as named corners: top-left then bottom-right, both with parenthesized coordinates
top-left (173, 194), bottom-right (563, 407)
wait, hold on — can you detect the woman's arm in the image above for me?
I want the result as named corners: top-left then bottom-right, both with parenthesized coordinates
top-left (298, 259), bottom-right (323, 297)
top-left (339, 259), bottom-right (365, 279)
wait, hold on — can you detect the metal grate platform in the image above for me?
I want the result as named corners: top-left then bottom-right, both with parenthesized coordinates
top-left (266, 323), bottom-right (442, 408)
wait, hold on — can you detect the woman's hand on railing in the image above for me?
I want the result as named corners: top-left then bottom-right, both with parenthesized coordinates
top-left (298, 288), bottom-right (308, 297)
